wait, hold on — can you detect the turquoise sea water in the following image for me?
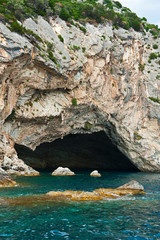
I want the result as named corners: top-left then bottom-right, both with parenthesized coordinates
top-left (0, 171), bottom-right (160, 240)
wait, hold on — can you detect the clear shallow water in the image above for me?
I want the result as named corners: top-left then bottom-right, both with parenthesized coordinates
top-left (0, 171), bottom-right (160, 240)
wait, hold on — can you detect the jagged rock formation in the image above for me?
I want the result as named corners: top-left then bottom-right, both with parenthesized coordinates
top-left (0, 15), bottom-right (160, 176)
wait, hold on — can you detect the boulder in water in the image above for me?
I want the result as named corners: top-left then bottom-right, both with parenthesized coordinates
top-left (117, 180), bottom-right (144, 191)
top-left (51, 167), bottom-right (75, 176)
top-left (90, 170), bottom-right (101, 177)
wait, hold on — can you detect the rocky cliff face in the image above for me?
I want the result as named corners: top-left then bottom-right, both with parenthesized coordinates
top-left (0, 16), bottom-right (160, 174)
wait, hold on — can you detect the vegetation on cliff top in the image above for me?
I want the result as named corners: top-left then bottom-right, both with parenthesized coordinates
top-left (0, 0), bottom-right (159, 36)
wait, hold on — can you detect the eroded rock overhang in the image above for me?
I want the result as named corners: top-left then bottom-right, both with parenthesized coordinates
top-left (15, 132), bottom-right (138, 171)
top-left (0, 16), bottom-right (160, 174)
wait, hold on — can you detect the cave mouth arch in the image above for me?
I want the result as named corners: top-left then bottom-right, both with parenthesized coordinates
top-left (15, 131), bottom-right (138, 172)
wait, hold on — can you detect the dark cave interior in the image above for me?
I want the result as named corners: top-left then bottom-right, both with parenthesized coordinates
top-left (15, 131), bottom-right (138, 172)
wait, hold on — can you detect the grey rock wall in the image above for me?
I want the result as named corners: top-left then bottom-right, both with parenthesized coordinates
top-left (0, 16), bottom-right (160, 174)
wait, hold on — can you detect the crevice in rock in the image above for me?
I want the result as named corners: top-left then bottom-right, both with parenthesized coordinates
top-left (15, 131), bottom-right (139, 172)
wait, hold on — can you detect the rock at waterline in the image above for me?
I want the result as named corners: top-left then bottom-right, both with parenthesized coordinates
top-left (117, 180), bottom-right (144, 191)
top-left (51, 167), bottom-right (75, 176)
top-left (90, 170), bottom-right (101, 177)
top-left (46, 190), bottom-right (103, 201)
top-left (0, 167), bottom-right (17, 187)
top-left (46, 181), bottom-right (145, 201)
top-left (2, 156), bottom-right (40, 176)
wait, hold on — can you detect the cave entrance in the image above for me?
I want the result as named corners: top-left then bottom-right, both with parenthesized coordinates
top-left (15, 131), bottom-right (138, 172)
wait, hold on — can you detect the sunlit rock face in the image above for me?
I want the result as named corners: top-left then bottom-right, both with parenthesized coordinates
top-left (0, 16), bottom-right (160, 174)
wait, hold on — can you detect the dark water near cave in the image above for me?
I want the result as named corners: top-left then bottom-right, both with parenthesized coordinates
top-left (0, 171), bottom-right (160, 240)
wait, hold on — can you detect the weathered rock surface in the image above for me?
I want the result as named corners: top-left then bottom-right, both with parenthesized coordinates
top-left (0, 133), bottom-right (39, 175)
top-left (2, 156), bottom-right (39, 176)
top-left (52, 167), bottom-right (75, 176)
top-left (47, 190), bottom-right (104, 201)
top-left (90, 170), bottom-right (101, 177)
top-left (117, 180), bottom-right (144, 191)
top-left (46, 181), bottom-right (145, 201)
top-left (0, 16), bottom-right (160, 174)
top-left (0, 167), bottom-right (17, 187)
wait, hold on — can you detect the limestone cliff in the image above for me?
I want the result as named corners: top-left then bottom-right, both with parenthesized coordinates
top-left (0, 16), bottom-right (160, 174)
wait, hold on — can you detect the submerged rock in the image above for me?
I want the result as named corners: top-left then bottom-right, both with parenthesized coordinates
top-left (51, 167), bottom-right (75, 176)
top-left (46, 181), bottom-right (145, 201)
top-left (90, 170), bottom-right (101, 177)
top-left (117, 180), bottom-right (144, 191)
top-left (47, 190), bottom-right (103, 201)
top-left (0, 167), bottom-right (17, 187)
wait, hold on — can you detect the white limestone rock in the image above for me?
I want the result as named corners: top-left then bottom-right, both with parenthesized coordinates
top-left (0, 167), bottom-right (17, 187)
top-left (2, 156), bottom-right (39, 176)
top-left (52, 167), bottom-right (75, 176)
top-left (90, 170), bottom-right (101, 177)
top-left (0, 16), bottom-right (160, 173)
top-left (117, 180), bottom-right (144, 191)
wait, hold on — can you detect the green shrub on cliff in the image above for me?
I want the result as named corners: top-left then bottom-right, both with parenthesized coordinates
top-left (72, 98), bottom-right (77, 106)
top-left (153, 44), bottom-right (158, 49)
top-left (73, 45), bottom-right (80, 51)
top-left (149, 97), bottom-right (160, 104)
top-left (0, 0), bottom-right (159, 36)
top-left (48, 52), bottom-right (57, 64)
top-left (149, 53), bottom-right (158, 60)
top-left (58, 34), bottom-right (64, 43)
top-left (25, 29), bottom-right (43, 42)
top-left (139, 64), bottom-right (145, 72)
top-left (84, 122), bottom-right (93, 131)
top-left (144, 23), bottom-right (159, 37)
top-left (114, 1), bottom-right (122, 9)
top-left (9, 20), bottom-right (24, 34)
top-left (59, 7), bottom-right (71, 21)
